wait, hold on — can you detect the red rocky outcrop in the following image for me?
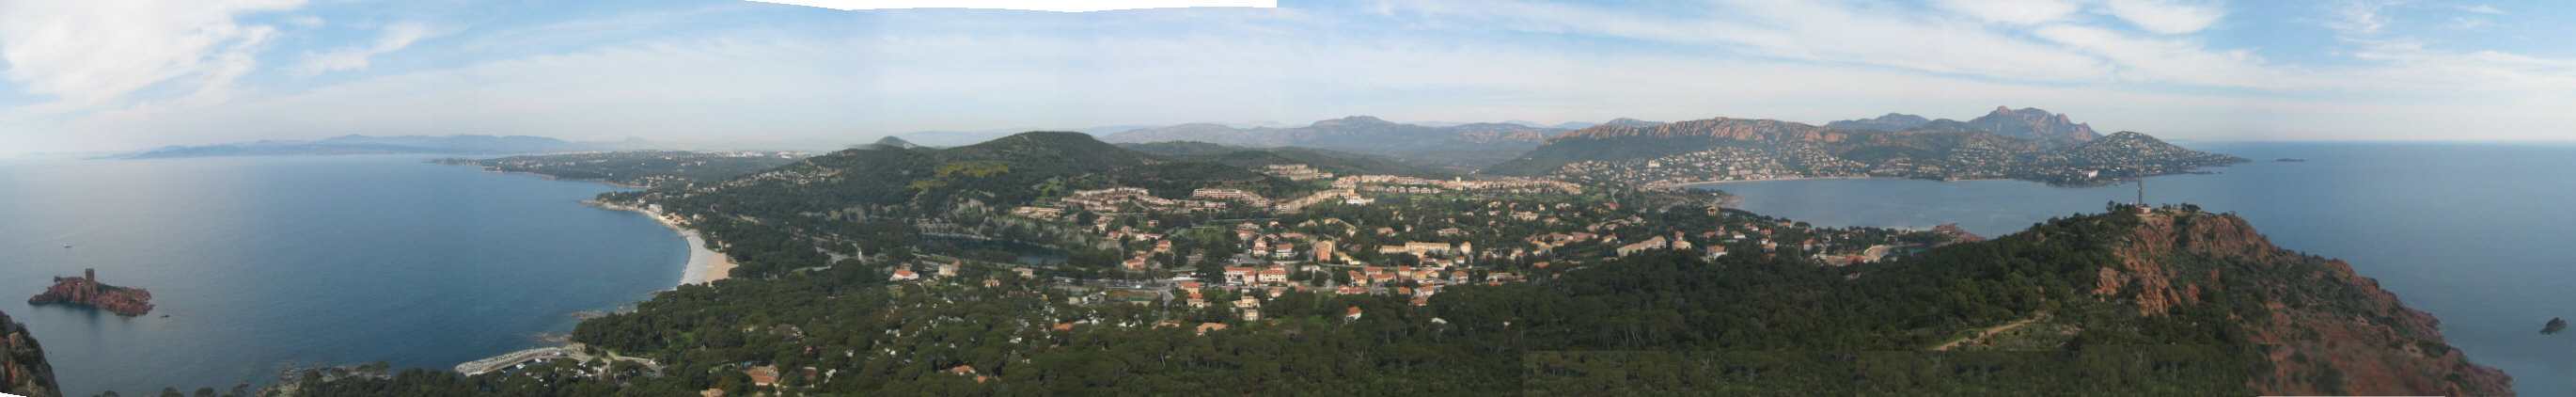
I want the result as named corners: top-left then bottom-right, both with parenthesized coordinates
top-left (27, 268), bottom-right (154, 317)
top-left (0, 310), bottom-right (59, 397)
top-left (2095, 211), bottom-right (2512, 395)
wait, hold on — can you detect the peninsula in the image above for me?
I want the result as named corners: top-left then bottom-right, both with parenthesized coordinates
top-left (27, 269), bottom-right (156, 317)
top-left (1485, 107), bottom-right (2247, 187)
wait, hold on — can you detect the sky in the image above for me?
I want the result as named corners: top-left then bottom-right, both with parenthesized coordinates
top-left (1, 0), bottom-right (2572, 154)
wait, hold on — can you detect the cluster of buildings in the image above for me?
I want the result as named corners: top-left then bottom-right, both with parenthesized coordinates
top-left (1332, 175), bottom-right (1583, 196)
top-left (1188, 188), bottom-right (1272, 209)
top-left (1259, 164), bottom-right (1336, 181)
top-left (1556, 146), bottom-right (1867, 189)
top-left (1009, 165), bottom-right (1584, 222)
top-left (886, 260), bottom-right (969, 281)
top-left (1051, 187), bottom-right (1233, 214)
top-left (993, 162), bottom-right (1941, 325)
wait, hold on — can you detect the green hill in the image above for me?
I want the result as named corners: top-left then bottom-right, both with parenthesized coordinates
top-left (1120, 141), bottom-right (1456, 178)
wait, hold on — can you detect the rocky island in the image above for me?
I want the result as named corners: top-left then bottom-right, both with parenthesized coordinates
top-left (27, 269), bottom-right (155, 317)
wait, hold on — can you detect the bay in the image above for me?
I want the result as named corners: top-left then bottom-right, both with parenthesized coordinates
top-left (0, 155), bottom-right (684, 395)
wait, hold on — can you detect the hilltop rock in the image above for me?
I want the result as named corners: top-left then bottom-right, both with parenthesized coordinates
top-left (0, 310), bottom-right (59, 397)
top-left (2095, 210), bottom-right (2510, 395)
top-left (1819, 106), bottom-right (2099, 145)
top-left (1964, 106), bottom-right (2099, 145)
top-left (28, 268), bottom-right (155, 317)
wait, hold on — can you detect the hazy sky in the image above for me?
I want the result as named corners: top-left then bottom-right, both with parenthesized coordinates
top-left (2, 0), bottom-right (2572, 154)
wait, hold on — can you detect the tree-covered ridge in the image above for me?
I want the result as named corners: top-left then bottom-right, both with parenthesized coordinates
top-left (435, 151), bottom-right (806, 189)
top-left (1117, 141), bottom-right (1457, 178)
top-left (598, 132), bottom-right (1322, 278)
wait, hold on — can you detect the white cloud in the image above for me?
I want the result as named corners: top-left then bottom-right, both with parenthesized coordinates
top-left (2447, 16), bottom-right (2490, 30)
top-left (2033, 24), bottom-right (2297, 88)
top-left (2325, 0), bottom-right (2392, 36)
top-left (2314, 1), bottom-right (2576, 93)
top-left (14, 0), bottom-right (2576, 153)
top-left (1380, 0), bottom-right (2110, 82)
top-left (2101, 0), bottom-right (2226, 34)
top-left (751, 0), bottom-right (1274, 12)
top-left (294, 22), bottom-right (439, 76)
top-left (2458, 4), bottom-right (2503, 14)
top-left (1933, 0), bottom-right (2081, 24)
top-left (0, 0), bottom-right (305, 111)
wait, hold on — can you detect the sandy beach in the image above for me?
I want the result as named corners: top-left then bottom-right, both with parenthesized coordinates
top-left (597, 201), bottom-right (734, 286)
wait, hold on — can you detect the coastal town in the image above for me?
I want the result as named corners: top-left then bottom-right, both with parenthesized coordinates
top-left (1544, 131), bottom-right (2244, 188)
top-left (448, 138), bottom-right (1981, 392)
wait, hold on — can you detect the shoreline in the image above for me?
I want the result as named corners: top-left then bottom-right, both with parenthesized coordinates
top-left (438, 160), bottom-right (723, 287)
top-left (592, 201), bottom-right (734, 287)
top-left (1667, 176), bottom-right (1880, 188)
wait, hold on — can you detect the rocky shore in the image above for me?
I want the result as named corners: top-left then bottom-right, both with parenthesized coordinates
top-left (1, 310), bottom-right (59, 397)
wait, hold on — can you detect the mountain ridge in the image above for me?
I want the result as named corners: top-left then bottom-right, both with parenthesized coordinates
top-left (1822, 107), bottom-right (2101, 145)
top-left (1103, 116), bottom-right (1570, 169)
top-left (1488, 108), bottom-right (2235, 184)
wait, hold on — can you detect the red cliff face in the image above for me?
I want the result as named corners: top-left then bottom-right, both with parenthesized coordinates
top-left (27, 269), bottom-right (155, 317)
top-left (0, 310), bottom-right (60, 397)
top-left (2096, 211), bottom-right (2512, 395)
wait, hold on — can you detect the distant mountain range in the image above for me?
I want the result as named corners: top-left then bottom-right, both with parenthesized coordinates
top-left (1485, 106), bottom-right (2239, 185)
top-left (1098, 116), bottom-right (1576, 169)
top-left (1824, 106), bottom-right (2100, 145)
top-left (119, 135), bottom-right (647, 159)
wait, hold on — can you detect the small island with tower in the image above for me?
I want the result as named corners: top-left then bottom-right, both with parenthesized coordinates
top-left (27, 268), bottom-right (156, 317)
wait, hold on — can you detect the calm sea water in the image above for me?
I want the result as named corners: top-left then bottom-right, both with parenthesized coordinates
top-left (1703, 141), bottom-right (2576, 395)
top-left (0, 155), bottom-right (684, 395)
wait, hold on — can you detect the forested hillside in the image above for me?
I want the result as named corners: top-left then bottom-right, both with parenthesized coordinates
top-left (272, 206), bottom-right (2502, 395)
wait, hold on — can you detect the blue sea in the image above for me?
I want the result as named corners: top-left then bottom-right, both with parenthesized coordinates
top-left (1702, 141), bottom-right (2576, 395)
top-left (0, 155), bottom-right (685, 395)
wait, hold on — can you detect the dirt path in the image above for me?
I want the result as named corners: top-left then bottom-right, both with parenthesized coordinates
top-left (1931, 312), bottom-right (2045, 351)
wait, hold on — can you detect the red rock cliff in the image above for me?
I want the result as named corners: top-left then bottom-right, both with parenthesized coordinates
top-left (0, 310), bottom-right (59, 397)
top-left (2096, 210), bottom-right (2511, 395)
